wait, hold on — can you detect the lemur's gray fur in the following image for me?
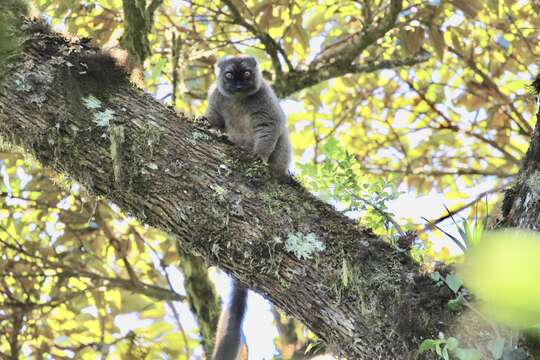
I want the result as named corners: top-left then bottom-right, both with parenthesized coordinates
top-left (207, 55), bottom-right (291, 359)
top-left (205, 55), bottom-right (291, 177)
top-left (211, 282), bottom-right (248, 360)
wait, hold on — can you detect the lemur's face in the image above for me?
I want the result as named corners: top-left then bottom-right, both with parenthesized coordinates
top-left (217, 55), bottom-right (261, 97)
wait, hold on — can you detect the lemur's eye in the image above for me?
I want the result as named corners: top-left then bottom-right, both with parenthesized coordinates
top-left (243, 71), bottom-right (251, 79)
top-left (224, 72), bottom-right (233, 80)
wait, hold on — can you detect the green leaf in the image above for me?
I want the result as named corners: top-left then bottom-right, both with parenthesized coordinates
top-left (454, 348), bottom-right (482, 360)
top-left (447, 296), bottom-right (464, 312)
top-left (446, 337), bottom-right (459, 351)
top-left (461, 219), bottom-right (472, 247)
top-left (442, 346), bottom-right (450, 360)
top-left (419, 339), bottom-right (439, 353)
top-left (461, 230), bottom-right (540, 327)
top-left (487, 338), bottom-right (505, 359)
top-left (445, 273), bottom-right (463, 294)
top-left (148, 57), bottom-right (167, 82)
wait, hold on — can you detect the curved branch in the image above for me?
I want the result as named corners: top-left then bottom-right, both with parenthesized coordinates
top-left (221, 0), bottom-right (292, 76)
top-left (275, 50), bottom-right (430, 98)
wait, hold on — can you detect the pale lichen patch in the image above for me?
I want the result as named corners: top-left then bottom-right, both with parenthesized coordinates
top-left (93, 109), bottom-right (115, 127)
top-left (285, 232), bottom-right (325, 260)
top-left (82, 95), bottom-right (102, 109)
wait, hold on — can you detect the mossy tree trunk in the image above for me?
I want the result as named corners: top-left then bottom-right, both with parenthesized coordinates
top-left (498, 97), bottom-right (540, 357)
top-left (0, 22), bottom-right (510, 359)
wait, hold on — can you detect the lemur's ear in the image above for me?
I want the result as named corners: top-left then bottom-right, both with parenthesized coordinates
top-left (242, 55), bottom-right (258, 68)
top-left (216, 56), bottom-right (230, 70)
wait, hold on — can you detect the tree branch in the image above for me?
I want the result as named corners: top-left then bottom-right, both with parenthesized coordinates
top-left (359, 166), bottom-right (514, 178)
top-left (309, 0), bottom-right (403, 69)
top-left (60, 270), bottom-right (185, 302)
top-left (275, 50), bottom-right (430, 98)
top-left (221, 0), bottom-right (292, 76)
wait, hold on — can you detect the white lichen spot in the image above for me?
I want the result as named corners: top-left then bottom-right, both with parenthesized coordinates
top-left (146, 162), bottom-right (158, 170)
top-left (210, 184), bottom-right (226, 195)
top-left (83, 95), bottom-right (102, 110)
top-left (190, 130), bottom-right (211, 144)
top-left (525, 170), bottom-right (540, 195)
top-left (14, 74), bottom-right (32, 92)
top-left (523, 193), bottom-right (532, 209)
top-left (93, 109), bottom-right (115, 127)
top-left (218, 163), bottom-right (231, 176)
top-left (285, 232), bottom-right (325, 260)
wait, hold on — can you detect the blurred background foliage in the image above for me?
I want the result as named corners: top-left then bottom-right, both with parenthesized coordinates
top-left (1, 0), bottom-right (539, 358)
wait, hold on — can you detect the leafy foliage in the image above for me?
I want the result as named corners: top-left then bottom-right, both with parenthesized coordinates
top-left (1, 0), bottom-right (539, 358)
top-left (299, 138), bottom-right (401, 237)
top-left (419, 336), bottom-right (481, 360)
top-left (0, 153), bottom-right (193, 358)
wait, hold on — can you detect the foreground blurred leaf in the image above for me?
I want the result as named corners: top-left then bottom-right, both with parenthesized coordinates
top-left (461, 230), bottom-right (540, 327)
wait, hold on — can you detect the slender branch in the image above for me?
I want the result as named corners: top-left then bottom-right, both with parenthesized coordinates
top-left (146, 0), bottom-right (164, 17)
top-left (359, 166), bottom-right (514, 178)
top-left (221, 0), bottom-right (292, 75)
top-left (310, 0), bottom-right (404, 69)
top-left (276, 50), bottom-right (430, 97)
top-left (62, 269), bottom-right (185, 302)
top-left (171, 32), bottom-right (181, 106)
top-left (421, 184), bottom-right (508, 232)
top-left (9, 312), bottom-right (24, 360)
top-left (405, 79), bottom-right (521, 165)
top-left (448, 46), bottom-right (533, 135)
top-left (142, 227), bottom-right (193, 358)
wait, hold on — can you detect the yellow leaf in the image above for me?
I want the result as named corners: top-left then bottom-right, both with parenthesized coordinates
top-left (399, 27), bottom-right (425, 56)
top-left (452, 0), bottom-right (484, 18)
top-left (257, 4), bottom-right (273, 31)
top-left (428, 26), bottom-right (445, 60)
top-left (293, 23), bottom-right (309, 51)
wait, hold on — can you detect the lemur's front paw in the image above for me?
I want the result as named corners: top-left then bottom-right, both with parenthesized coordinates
top-left (195, 116), bottom-right (211, 128)
top-left (254, 149), bottom-right (271, 164)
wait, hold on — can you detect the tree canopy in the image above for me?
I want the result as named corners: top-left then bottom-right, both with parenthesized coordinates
top-left (0, 0), bottom-right (539, 359)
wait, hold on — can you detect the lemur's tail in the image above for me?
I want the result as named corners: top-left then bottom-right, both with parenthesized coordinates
top-left (211, 281), bottom-right (248, 360)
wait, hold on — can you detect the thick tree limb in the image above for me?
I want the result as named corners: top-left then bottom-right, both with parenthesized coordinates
top-left (0, 23), bottom-right (458, 358)
top-left (275, 50), bottom-right (430, 98)
top-left (121, 0), bottom-right (164, 65)
top-left (497, 84), bottom-right (540, 356)
top-left (501, 103), bottom-right (540, 229)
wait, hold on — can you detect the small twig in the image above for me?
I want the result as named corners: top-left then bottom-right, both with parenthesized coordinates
top-left (420, 184), bottom-right (508, 232)
top-left (421, 216), bottom-right (467, 253)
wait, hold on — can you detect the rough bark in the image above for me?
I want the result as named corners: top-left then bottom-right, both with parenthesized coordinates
top-left (498, 87), bottom-right (540, 357)
top-left (177, 246), bottom-right (221, 355)
top-left (0, 22), bottom-right (457, 359)
top-left (501, 107), bottom-right (540, 230)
